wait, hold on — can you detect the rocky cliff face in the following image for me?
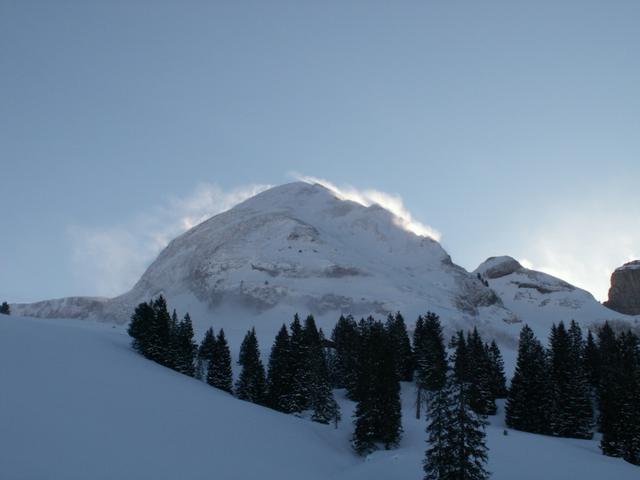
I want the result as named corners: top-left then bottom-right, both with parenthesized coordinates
top-left (604, 261), bottom-right (640, 315)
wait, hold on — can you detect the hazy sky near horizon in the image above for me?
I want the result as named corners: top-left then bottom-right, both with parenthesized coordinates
top-left (1, 1), bottom-right (639, 303)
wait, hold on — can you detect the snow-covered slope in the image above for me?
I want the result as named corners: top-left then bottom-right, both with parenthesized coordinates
top-left (1, 314), bottom-right (638, 480)
top-left (475, 256), bottom-right (639, 339)
top-left (14, 182), bottom-right (513, 336)
top-left (11, 296), bottom-right (108, 320)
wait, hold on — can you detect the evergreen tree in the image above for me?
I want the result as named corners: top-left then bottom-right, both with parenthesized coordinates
top-left (148, 296), bottom-right (172, 366)
top-left (487, 340), bottom-right (508, 399)
top-left (352, 318), bottom-right (402, 454)
top-left (0, 301), bottom-right (10, 315)
top-left (312, 379), bottom-right (341, 427)
top-left (173, 313), bottom-right (196, 376)
top-left (414, 312), bottom-right (447, 419)
top-left (196, 327), bottom-right (217, 380)
top-left (505, 325), bottom-right (551, 434)
top-left (616, 330), bottom-right (640, 465)
top-left (595, 324), bottom-right (640, 464)
top-left (385, 312), bottom-right (415, 381)
top-left (424, 371), bottom-right (489, 480)
top-left (465, 328), bottom-right (496, 416)
top-left (598, 321), bottom-right (623, 455)
top-left (423, 385), bottom-right (456, 480)
top-left (266, 324), bottom-right (295, 412)
top-left (548, 321), bottom-right (593, 439)
top-left (127, 301), bottom-right (155, 357)
top-left (165, 309), bottom-right (180, 370)
top-left (207, 329), bottom-right (233, 393)
top-left (331, 314), bottom-right (360, 398)
top-left (447, 375), bottom-right (490, 480)
top-left (568, 321), bottom-right (594, 438)
top-left (235, 328), bottom-right (266, 404)
top-left (450, 331), bottom-right (469, 384)
top-left (449, 330), bottom-right (494, 416)
top-left (288, 314), bottom-right (312, 412)
top-left (583, 329), bottom-right (600, 390)
top-left (304, 315), bottom-right (340, 425)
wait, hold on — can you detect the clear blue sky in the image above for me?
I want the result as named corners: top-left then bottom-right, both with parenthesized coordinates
top-left (1, 0), bottom-right (639, 302)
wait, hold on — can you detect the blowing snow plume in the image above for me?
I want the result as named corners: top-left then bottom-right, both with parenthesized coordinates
top-left (295, 175), bottom-right (441, 241)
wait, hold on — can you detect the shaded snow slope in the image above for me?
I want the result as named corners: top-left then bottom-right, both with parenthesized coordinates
top-left (0, 315), bottom-right (352, 480)
top-left (1, 315), bottom-right (639, 480)
top-left (475, 256), bottom-right (639, 339)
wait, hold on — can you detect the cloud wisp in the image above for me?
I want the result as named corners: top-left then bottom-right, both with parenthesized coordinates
top-left (68, 183), bottom-right (271, 297)
top-left (295, 174), bottom-right (442, 241)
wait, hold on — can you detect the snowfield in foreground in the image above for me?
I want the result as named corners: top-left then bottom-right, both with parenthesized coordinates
top-left (1, 315), bottom-right (638, 480)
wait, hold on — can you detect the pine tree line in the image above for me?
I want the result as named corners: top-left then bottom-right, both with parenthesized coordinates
top-left (127, 301), bottom-right (506, 468)
top-left (506, 321), bottom-right (594, 438)
top-left (266, 314), bottom-right (340, 426)
top-left (506, 319), bottom-right (640, 465)
top-left (594, 322), bottom-right (640, 465)
top-left (127, 297), bottom-right (233, 394)
top-left (414, 313), bottom-right (506, 420)
top-left (128, 296), bottom-right (197, 374)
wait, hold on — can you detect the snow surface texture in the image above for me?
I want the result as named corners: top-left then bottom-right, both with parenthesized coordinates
top-left (1, 314), bottom-right (638, 480)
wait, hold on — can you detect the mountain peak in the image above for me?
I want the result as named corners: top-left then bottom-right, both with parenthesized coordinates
top-left (82, 181), bottom-right (502, 325)
top-left (235, 181), bottom-right (337, 210)
top-left (475, 256), bottom-right (523, 279)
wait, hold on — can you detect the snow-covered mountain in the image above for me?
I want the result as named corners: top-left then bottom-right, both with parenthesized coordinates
top-left (12, 182), bottom-right (638, 344)
top-left (474, 256), bottom-right (638, 339)
top-left (13, 182), bottom-right (513, 334)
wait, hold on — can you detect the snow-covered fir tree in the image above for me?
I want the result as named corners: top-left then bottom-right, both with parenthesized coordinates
top-left (487, 340), bottom-right (508, 399)
top-left (413, 312), bottom-right (447, 419)
top-left (330, 314), bottom-right (360, 398)
top-left (465, 328), bottom-right (496, 416)
top-left (196, 327), bottom-right (217, 380)
top-left (287, 314), bottom-right (312, 412)
top-left (304, 315), bottom-right (340, 425)
top-left (352, 317), bottom-right (402, 455)
top-left (505, 324), bottom-right (551, 434)
top-left (207, 329), bottom-right (233, 393)
top-left (547, 321), bottom-right (593, 439)
top-left (385, 312), bottom-right (415, 381)
top-left (127, 301), bottom-right (155, 358)
top-left (235, 328), bottom-right (266, 405)
top-left (266, 324), bottom-right (295, 412)
top-left (424, 337), bottom-right (490, 480)
top-left (174, 313), bottom-right (196, 377)
top-left (597, 321), bottom-right (622, 456)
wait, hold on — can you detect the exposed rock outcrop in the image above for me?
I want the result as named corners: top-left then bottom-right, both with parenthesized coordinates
top-left (604, 261), bottom-right (640, 315)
